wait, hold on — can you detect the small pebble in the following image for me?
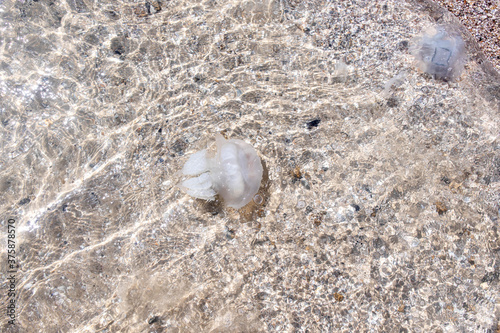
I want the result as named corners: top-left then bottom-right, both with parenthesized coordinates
top-left (306, 119), bottom-right (321, 129)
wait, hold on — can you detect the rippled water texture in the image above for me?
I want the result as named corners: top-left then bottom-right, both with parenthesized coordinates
top-left (0, 0), bottom-right (499, 332)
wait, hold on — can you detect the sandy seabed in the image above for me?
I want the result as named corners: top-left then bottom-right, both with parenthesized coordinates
top-left (0, 0), bottom-right (499, 332)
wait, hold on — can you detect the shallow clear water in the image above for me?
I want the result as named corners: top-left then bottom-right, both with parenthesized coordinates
top-left (0, 0), bottom-right (499, 332)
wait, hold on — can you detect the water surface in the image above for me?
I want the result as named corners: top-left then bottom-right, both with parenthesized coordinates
top-left (0, 0), bottom-right (499, 332)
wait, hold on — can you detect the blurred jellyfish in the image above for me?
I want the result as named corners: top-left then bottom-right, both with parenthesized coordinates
top-left (410, 25), bottom-right (466, 81)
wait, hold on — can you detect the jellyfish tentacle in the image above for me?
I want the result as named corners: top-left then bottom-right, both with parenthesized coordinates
top-left (180, 173), bottom-right (216, 200)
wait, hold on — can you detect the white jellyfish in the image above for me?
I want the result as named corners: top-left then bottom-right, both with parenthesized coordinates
top-left (179, 134), bottom-right (263, 209)
top-left (410, 25), bottom-right (466, 81)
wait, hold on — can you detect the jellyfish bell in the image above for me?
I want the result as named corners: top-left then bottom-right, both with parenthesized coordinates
top-left (179, 134), bottom-right (263, 209)
top-left (410, 25), bottom-right (466, 81)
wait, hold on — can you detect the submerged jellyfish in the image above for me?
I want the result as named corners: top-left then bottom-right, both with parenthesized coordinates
top-left (179, 134), bottom-right (263, 209)
top-left (410, 25), bottom-right (466, 81)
